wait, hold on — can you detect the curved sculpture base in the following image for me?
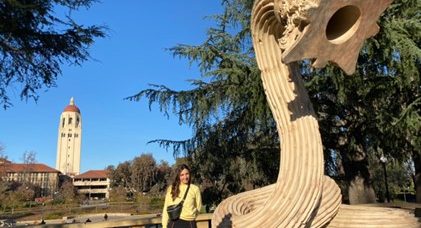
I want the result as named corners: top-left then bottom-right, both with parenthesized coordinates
top-left (212, 185), bottom-right (420, 227)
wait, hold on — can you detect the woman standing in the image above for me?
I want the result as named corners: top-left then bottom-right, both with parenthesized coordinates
top-left (162, 164), bottom-right (202, 228)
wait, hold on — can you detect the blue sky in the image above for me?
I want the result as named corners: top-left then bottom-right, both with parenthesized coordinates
top-left (0, 1), bottom-right (222, 172)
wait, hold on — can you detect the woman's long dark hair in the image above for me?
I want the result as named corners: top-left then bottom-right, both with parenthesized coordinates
top-left (171, 164), bottom-right (191, 200)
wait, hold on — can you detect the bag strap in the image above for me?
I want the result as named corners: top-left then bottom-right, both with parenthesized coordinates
top-left (180, 184), bottom-right (190, 204)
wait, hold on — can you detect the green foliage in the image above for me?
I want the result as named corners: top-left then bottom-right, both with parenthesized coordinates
top-left (0, 181), bottom-right (11, 211)
top-left (302, 0), bottom-right (420, 202)
top-left (131, 154), bottom-right (156, 192)
top-left (109, 185), bottom-right (127, 202)
top-left (51, 195), bottom-right (65, 205)
top-left (149, 197), bottom-right (164, 210)
top-left (154, 161), bottom-right (172, 192)
top-left (370, 158), bottom-right (414, 202)
top-left (134, 193), bottom-right (164, 211)
top-left (0, 0), bottom-right (105, 108)
top-left (370, 0), bottom-right (420, 159)
top-left (56, 181), bottom-right (78, 204)
top-left (14, 184), bottom-right (35, 202)
top-left (108, 161), bottom-right (132, 188)
top-left (0, 181), bottom-right (41, 211)
top-left (0, 211), bottom-right (33, 220)
top-left (44, 211), bottom-right (64, 220)
top-left (107, 155), bottom-right (172, 195)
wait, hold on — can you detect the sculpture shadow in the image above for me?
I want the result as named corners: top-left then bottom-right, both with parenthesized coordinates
top-left (286, 64), bottom-right (317, 122)
top-left (216, 213), bottom-right (233, 228)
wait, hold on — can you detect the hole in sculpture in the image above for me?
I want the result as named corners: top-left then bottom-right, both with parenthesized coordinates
top-left (326, 5), bottom-right (361, 44)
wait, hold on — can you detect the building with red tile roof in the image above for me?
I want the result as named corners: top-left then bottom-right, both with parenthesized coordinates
top-left (74, 170), bottom-right (108, 179)
top-left (1, 162), bottom-right (60, 196)
top-left (4, 163), bottom-right (60, 173)
top-left (73, 170), bottom-right (110, 199)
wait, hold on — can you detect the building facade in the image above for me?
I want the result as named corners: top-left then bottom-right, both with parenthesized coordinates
top-left (56, 97), bottom-right (82, 176)
top-left (73, 170), bottom-right (110, 199)
top-left (1, 162), bottom-right (60, 196)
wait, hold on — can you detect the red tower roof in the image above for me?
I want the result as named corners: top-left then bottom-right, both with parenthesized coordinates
top-left (63, 97), bottom-right (80, 113)
top-left (64, 105), bottom-right (80, 113)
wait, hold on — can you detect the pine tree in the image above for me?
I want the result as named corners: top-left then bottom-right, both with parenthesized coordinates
top-left (375, 0), bottom-right (420, 202)
top-left (304, 0), bottom-right (420, 203)
top-left (0, 0), bottom-right (105, 108)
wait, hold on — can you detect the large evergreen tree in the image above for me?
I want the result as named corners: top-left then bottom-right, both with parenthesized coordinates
top-left (131, 0), bottom-right (420, 204)
top-left (0, 0), bottom-right (105, 108)
top-left (304, 0), bottom-right (420, 203)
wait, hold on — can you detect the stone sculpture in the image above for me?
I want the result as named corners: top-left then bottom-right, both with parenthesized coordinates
top-left (211, 0), bottom-right (420, 227)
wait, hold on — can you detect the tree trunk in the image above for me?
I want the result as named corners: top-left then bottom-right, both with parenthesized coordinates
top-left (413, 151), bottom-right (421, 203)
top-left (344, 157), bottom-right (377, 204)
top-left (348, 175), bottom-right (377, 204)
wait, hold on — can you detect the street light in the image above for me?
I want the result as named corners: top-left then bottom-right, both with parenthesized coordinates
top-left (380, 155), bottom-right (390, 203)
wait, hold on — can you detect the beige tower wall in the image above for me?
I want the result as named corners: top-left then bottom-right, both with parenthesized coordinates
top-left (56, 109), bottom-right (82, 176)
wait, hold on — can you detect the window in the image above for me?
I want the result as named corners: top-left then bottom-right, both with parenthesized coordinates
top-left (68, 133), bottom-right (72, 137)
top-left (62, 118), bottom-right (65, 128)
top-left (68, 117), bottom-right (73, 125)
top-left (75, 134), bottom-right (78, 138)
top-left (76, 117), bottom-right (80, 127)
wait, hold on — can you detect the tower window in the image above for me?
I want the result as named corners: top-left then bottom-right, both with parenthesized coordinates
top-left (62, 118), bottom-right (65, 128)
top-left (68, 133), bottom-right (72, 137)
top-left (68, 117), bottom-right (73, 125)
top-left (76, 117), bottom-right (80, 127)
top-left (75, 133), bottom-right (78, 137)
top-left (61, 133), bottom-right (65, 137)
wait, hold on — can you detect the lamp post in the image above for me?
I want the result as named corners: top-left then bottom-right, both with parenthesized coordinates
top-left (380, 156), bottom-right (390, 203)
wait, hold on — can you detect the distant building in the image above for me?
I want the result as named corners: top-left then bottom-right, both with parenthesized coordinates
top-left (56, 97), bottom-right (82, 176)
top-left (1, 161), bottom-right (60, 196)
top-left (73, 170), bottom-right (110, 199)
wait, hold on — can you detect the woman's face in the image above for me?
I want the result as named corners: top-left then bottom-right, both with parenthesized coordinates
top-left (179, 168), bottom-right (190, 184)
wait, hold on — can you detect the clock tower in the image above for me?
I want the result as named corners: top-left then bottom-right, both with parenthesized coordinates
top-left (56, 97), bottom-right (82, 176)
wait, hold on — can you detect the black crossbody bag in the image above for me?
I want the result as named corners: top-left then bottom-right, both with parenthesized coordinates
top-left (167, 184), bottom-right (190, 220)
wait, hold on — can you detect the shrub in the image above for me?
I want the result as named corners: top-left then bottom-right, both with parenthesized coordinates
top-left (149, 197), bottom-right (164, 210)
top-left (44, 211), bottom-right (64, 220)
